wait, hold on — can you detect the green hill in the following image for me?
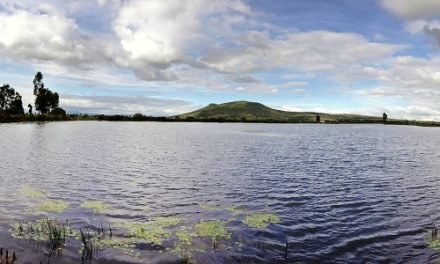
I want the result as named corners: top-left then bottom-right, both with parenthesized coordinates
top-left (176, 101), bottom-right (385, 123)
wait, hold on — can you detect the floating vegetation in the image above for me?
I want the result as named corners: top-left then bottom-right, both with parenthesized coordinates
top-left (428, 227), bottom-right (440, 250)
top-left (199, 204), bottom-right (221, 211)
top-left (97, 238), bottom-right (136, 250)
top-left (0, 248), bottom-right (17, 264)
top-left (243, 212), bottom-right (280, 228)
top-left (176, 230), bottom-right (193, 245)
top-left (10, 218), bottom-right (75, 255)
top-left (196, 220), bottom-right (230, 241)
top-left (151, 217), bottom-right (180, 228)
top-left (7, 202), bottom-right (286, 262)
top-left (114, 217), bottom-right (180, 245)
top-left (20, 185), bottom-right (46, 198)
top-left (81, 200), bottom-right (108, 214)
top-left (35, 199), bottom-right (69, 213)
top-left (169, 227), bottom-right (196, 261)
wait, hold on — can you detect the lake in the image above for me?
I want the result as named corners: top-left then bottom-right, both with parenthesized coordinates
top-left (1, 122), bottom-right (440, 263)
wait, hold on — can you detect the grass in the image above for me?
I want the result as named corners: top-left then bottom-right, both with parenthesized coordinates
top-left (0, 248), bottom-right (17, 264)
top-left (10, 218), bottom-right (75, 255)
top-left (243, 213), bottom-right (281, 228)
top-left (177, 101), bottom-right (383, 123)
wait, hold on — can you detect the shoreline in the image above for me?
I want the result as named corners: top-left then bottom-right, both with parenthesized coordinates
top-left (1, 115), bottom-right (439, 127)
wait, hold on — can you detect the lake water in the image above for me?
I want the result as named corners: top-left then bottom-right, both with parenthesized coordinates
top-left (1, 122), bottom-right (440, 263)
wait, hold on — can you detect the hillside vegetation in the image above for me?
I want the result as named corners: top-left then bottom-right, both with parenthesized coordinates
top-left (176, 101), bottom-right (386, 123)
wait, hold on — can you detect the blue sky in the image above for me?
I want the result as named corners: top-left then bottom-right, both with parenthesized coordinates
top-left (1, 0), bottom-right (440, 120)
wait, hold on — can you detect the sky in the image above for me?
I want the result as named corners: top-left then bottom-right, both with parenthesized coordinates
top-left (1, 0), bottom-right (440, 120)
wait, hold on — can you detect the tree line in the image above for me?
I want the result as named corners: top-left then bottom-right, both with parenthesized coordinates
top-left (0, 72), bottom-right (65, 117)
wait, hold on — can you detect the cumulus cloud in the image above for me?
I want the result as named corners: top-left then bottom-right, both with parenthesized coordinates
top-left (0, 9), bottom-right (82, 63)
top-left (112, 0), bottom-right (252, 80)
top-left (1, 0), bottom-right (439, 119)
top-left (0, 0), bottom-right (404, 88)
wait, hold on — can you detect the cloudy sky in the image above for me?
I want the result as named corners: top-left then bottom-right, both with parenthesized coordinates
top-left (1, 0), bottom-right (440, 119)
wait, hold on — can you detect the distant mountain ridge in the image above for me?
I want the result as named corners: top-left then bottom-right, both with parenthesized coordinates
top-left (176, 101), bottom-right (384, 123)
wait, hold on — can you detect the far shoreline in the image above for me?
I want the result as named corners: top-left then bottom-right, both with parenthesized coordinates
top-left (1, 114), bottom-right (439, 127)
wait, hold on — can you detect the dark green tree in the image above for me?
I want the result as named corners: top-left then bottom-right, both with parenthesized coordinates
top-left (383, 112), bottom-right (388, 123)
top-left (316, 115), bottom-right (321, 123)
top-left (0, 84), bottom-right (24, 115)
top-left (33, 72), bottom-right (60, 114)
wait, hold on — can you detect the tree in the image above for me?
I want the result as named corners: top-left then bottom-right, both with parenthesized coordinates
top-left (33, 72), bottom-right (60, 114)
top-left (28, 104), bottom-right (33, 115)
top-left (383, 112), bottom-right (388, 123)
top-left (0, 84), bottom-right (24, 115)
top-left (316, 115), bottom-right (321, 123)
top-left (51, 107), bottom-right (66, 117)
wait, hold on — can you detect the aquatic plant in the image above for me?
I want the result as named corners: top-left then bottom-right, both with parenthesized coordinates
top-left (176, 230), bottom-right (193, 245)
top-left (226, 205), bottom-right (243, 215)
top-left (0, 248), bottom-right (17, 264)
top-left (19, 185), bottom-right (46, 198)
top-left (243, 212), bottom-right (280, 228)
top-left (81, 200), bottom-right (108, 214)
top-left (196, 220), bottom-right (230, 241)
top-left (35, 199), bottom-right (69, 213)
top-left (427, 227), bottom-right (440, 250)
top-left (10, 218), bottom-right (75, 254)
top-left (97, 238), bottom-right (136, 249)
top-left (151, 217), bottom-right (180, 227)
top-left (169, 227), bottom-right (197, 262)
top-left (199, 204), bottom-right (221, 211)
top-left (114, 216), bottom-right (180, 245)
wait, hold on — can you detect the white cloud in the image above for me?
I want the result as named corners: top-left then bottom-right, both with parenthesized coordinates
top-left (350, 56), bottom-right (440, 120)
top-left (1, 0), bottom-right (439, 120)
top-left (112, 0), bottom-right (252, 80)
top-left (381, 0), bottom-right (440, 19)
top-left (61, 94), bottom-right (197, 115)
top-left (0, 9), bottom-right (82, 63)
top-left (201, 30), bottom-right (403, 82)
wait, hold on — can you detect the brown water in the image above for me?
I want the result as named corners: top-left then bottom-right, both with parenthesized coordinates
top-left (1, 122), bottom-right (440, 263)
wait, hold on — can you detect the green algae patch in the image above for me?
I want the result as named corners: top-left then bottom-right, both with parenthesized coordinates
top-left (35, 199), bottom-right (69, 213)
top-left (20, 185), bottom-right (47, 198)
top-left (150, 216), bottom-right (180, 227)
top-left (114, 217), bottom-right (180, 245)
top-left (196, 220), bottom-right (230, 241)
top-left (81, 200), bottom-right (108, 214)
top-left (427, 229), bottom-right (440, 250)
top-left (97, 238), bottom-right (136, 249)
top-left (124, 222), bottom-right (171, 245)
top-left (176, 230), bottom-right (193, 245)
top-left (428, 238), bottom-right (440, 250)
top-left (243, 212), bottom-right (280, 228)
top-left (200, 204), bottom-right (221, 211)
